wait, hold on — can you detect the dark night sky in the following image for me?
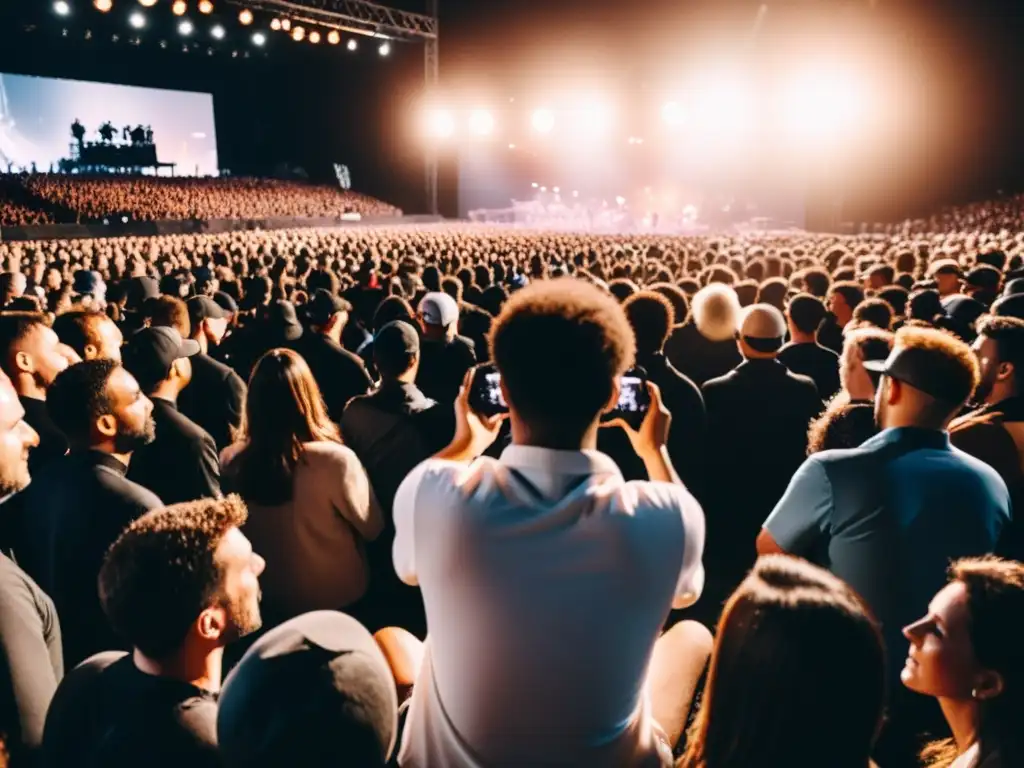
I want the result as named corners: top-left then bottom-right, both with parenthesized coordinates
top-left (1, 0), bottom-right (1024, 218)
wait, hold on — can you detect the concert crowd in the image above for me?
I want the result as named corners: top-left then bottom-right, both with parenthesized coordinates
top-left (0, 208), bottom-right (1019, 768)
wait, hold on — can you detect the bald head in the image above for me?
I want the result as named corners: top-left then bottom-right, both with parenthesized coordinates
top-left (739, 303), bottom-right (787, 358)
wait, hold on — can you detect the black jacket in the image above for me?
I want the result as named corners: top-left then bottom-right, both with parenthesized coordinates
top-left (777, 342), bottom-right (841, 401)
top-left (664, 323), bottom-right (743, 387)
top-left (296, 333), bottom-right (373, 422)
top-left (19, 396), bottom-right (68, 478)
top-left (178, 353), bottom-right (246, 452)
top-left (416, 336), bottom-right (477, 407)
top-left (4, 451), bottom-right (161, 668)
top-left (128, 399), bottom-right (221, 505)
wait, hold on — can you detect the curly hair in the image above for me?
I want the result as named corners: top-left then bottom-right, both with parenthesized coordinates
top-left (490, 278), bottom-right (635, 436)
top-left (851, 298), bottom-right (895, 331)
top-left (99, 495), bottom-right (249, 660)
top-left (46, 359), bottom-right (118, 445)
top-left (144, 295), bottom-right (191, 339)
top-left (893, 325), bottom-right (980, 409)
top-left (624, 291), bottom-right (674, 357)
top-left (977, 315), bottom-right (1024, 372)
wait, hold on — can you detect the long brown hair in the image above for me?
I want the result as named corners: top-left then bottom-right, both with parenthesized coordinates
top-left (229, 348), bottom-right (339, 505)
top-left (680, 556), bottom-right (885, 768)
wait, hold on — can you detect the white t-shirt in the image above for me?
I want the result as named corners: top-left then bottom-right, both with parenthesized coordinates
top-left (393, 445), bottom-right (705, 767)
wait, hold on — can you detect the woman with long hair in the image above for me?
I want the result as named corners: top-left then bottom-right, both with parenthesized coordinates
top-left (902, 557), bottom-right (1024, 768)
top-left (679, 555), bottom-right (885, 768)
top-left (222, 348), bottom-right (382, 628)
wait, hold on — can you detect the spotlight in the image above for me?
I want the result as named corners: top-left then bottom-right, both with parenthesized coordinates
top-left (291, 26), bottom-right (304, 41)
top-left (128, 11), bottom-right (146, 28)
top-left (661, 101), bottom-right (685, 126)
top-left (309, 30), bottom-right (320, 44)
top-left (531, 109), bottom-right (555, 134)
top-left (327, 30), bottom-right (340, 45)
top-left (251, 31), bottom-right (266, 46)
top-left (508, 143), bottom-right (516, 150)
top-left (178, 19), bottom-right (194, 35)
top-left (378, 41), bottom-right (390, 56)
top-left (553, 187), bottom-right (560, 193)
top-left (281, 18), bottom-right (291, 31)
top-left (468, 109), bottom-right (495, 137)
top-left (54, 1), bottom-right (71, 16)
top-left (211, 24), bottom-right (225, 39)
top-left (172, 0), bottom-right (187, 15)
top-left (425, 109), bottom-right (455, 139)
top-left (531, 182), bottom-right (538, 188)
top-left (138, 0), bottom-right (158, 6)
top-left (270, 18), bottom-right (281, 30)
top-left (238, 9), bottom-right (253, 25)
top-left (198, 0), bottom-right (213, 14)
top-left (94, 0), bottom-right (113, 11)
top-left (346, 38), bottom-right (357, 51)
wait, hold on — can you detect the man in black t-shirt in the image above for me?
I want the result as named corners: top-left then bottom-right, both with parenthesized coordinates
top-left (778, 293), bottom-right (841, 401)
top-left (415, 292), bottom-right (476, 407)
top-left (42, 496), bottom-right (265, 768)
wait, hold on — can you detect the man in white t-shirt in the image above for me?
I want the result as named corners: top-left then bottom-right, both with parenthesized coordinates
top-left (377, 278), bottom-right (711, 767)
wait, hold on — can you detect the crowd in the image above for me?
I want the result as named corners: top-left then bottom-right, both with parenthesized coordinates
top-left (0, 219), bottom-right (1018, 767)
top-left (0, 175), bottom-right (401, 226)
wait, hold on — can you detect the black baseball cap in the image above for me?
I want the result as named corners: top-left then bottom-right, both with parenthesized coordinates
top-left (122, 326), bottom-right (200, 387)
top-left (374, 320), bottom-right (419, 377)
top-left (307, 289), bottom-right (352, 326)
top-left (863, 342), bottom-right (974, 404)
top-left (217, 611), bottom-right (398, 768)
top-left (187, 296), bottom-right (226, 326)
top-left (213, 291), bottom-right (239, 315)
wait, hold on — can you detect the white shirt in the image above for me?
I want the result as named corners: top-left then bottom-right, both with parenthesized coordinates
top-left (393, 445), bottom-right (705, 767)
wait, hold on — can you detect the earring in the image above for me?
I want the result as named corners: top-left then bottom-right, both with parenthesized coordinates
top-left (971, 688), bottom-right (979, 700)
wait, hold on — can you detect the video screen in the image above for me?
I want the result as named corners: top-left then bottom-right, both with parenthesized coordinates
top-left (0, 73), bottom-right (218, 176)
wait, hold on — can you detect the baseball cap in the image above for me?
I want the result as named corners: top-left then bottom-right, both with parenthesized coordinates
top-left (964, 265), bottom-right (1002, 291)
top-left (374, 320), bottom-right (419, 377)
top-left (122, 326), bottom-right (200, 387)
top-left (307, 289), bottom-right (353, 326)
top-left (213, 291), bottom-right (239, 315)
top-left (187, 296), bottom-right (226, 327)
top-left (418, 292), bottom-right (459, 327)
top-left (267, 300), bottom-right (303, 342)
top-left (217, 611), bottom-right (398, 768)
top-left (73, 270), bottom-right (105, 297)
top-left (928, 259), bottom-right (963, 279)
top-left (863, 341), bottom-right (974, 404)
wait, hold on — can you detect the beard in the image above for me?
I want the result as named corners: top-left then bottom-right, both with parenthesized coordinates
top-left (220, 590), bottom-right (263, 644)
top-left (974, 369), bottom-right (998, 406)
top-left (0, 453), bottom-right (31, 498)
top-left (113, 416), bottom-right (156, 454)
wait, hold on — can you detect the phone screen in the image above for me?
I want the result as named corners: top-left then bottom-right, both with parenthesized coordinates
top-left (469, 366), bottom-right (509, 417)
top-left (603, 372), bottom-right (651, 427)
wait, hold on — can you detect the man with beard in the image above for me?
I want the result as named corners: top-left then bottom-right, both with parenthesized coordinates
top-left (42, 496), bottom-right (264, 768)
top-left (5, 360), bottom-right (161, 668)
top-left (0, 371), bottom-right (63, 768)
top-left (950, 316), bottom-right (1024, 559)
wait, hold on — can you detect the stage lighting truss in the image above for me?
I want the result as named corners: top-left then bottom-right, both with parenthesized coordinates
top-left (223, 0), bottom-right (437, 44)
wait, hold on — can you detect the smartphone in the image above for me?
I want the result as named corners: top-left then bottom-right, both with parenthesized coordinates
top-left (603, 371), bottom-right (651, 429)
top-left (469, 365), bottom-right (509, 417)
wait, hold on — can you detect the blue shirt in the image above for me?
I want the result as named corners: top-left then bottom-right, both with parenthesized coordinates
top-left (765, 428), bottom-right (1011, 682)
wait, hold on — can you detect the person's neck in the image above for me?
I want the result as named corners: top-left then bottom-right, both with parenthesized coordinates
top-left (836, 313), bottom-right (852, 329)
top-left (192, 333), bottom-right (209, 355)
top-left (881, 414), bottom-right (944, 431)
top-left (510, 418), bottom-right (597, 452)
top-left (939, 697), bottom-right (980, 754)
top-left (393, 370), bottom-right (417, 385)
top-left (133, 645), bottom-right (224, 694)
top-left (325, 326), bottom-right (343, 345)
top-left (790, 330), bottom-right (816, 345)
top-left (150, 383), bottom-right (179, 404)
top-left (13, 376), bottom-right (45, 402)
top-left (986, 382), bottom-right (1019, 407)
top-left (78, 438), bottom-right (132, 467)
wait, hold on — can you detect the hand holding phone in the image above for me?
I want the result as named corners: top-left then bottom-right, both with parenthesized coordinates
top-left (468, 364), bottom-right (509, 417)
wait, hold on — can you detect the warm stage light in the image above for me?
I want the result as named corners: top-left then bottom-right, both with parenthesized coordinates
top-left (94, 0), bottom-right (113, 12)
top-left (573, 101), bottom-right (614, 139)
top-left (129, 11), bottom-right (146, 28)
top-left (252, 31), bottom-right (266, 46)
top-left (309, 30), bottom-right (321, 44)
top-left (172, 0), bottom-right (187, 15)
top-left (54, 1), bottom-right (71, 16)
top-left (211, 24), bottom-right (225, 39)
top-left (780, 68), bottom-right (864, 146)
top-left (138, 0), bottom-right (158, 7)
top-left (425, 109), bottom-right (455, 140)
top-left (178, 19), bottom-right (194, 35)
top-left (291, 26), bottom-right (304, 41)
top-left (281, 18), bottom-right (291, 31)
top-left (661, 101), bottom-right (685, 126)
top-left (346, 38), bottom-right (357, 51)
top-left (198, 0), bottom-right (214, 14)
top-left (531, 109), bottom-right (555, 134)
top-left (468, 109), bottom-right (495, 137)
top-left (327, 30), bottom-right (340, 45)
top-left (270, 18), bottom-right (281, 30)
top-left (239, 9), bottom-right (253, 25)
top-left (378, 41), bottom-right (391, 56)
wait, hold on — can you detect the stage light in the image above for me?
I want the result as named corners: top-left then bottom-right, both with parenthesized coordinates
top-left (573, 190), bottom-right (579, 198)
top-left (94, 0), bottom-right (113, 11)
top-left (346, 38), bottom-right (357, 51)
top-left (531, 109), bottom-right (555, 134)
top-left (780, 67), bottom-right (864, 146)
top-left (508, 143), bottom-right (516, 150)
top-left (198, 0), bottom-right (213, 14)
top-left (211, 24), bottom-right (225, 39)
top-left (252, 31), bottom-right (266, 46)
top-left (129, 11), bottom-right (146, 28)
top-left (661, 101), bottom-right (685, 126)
top-left (573, 100), bottom-right (614, 139)
top-left (238, 9), bottom-right (253, 25)
top-left (139, 0), bottom-right (158, 7)
top-left (178, 19), bottom-right (194, 35)
top-left (54, 1), bottom-right (71, 16)
top-left (270, 18), bottom-right (281, 30)
top-left (327, 30), bottom-right (340, 45)
top-left (553, 187), bottom-right (560, 193)
top-left (291, 26), bottom-right (304, 41)
top-left (309, 30), bottom-right (321, 44)
top-left (281, 18), bottom-right (291, 31)
top-left (425, 109), bottom-right (455, 140)
top-left (468, 109), bottom-right (495, 137)
top-left (378, 41), bottom-right (391, 56)
top-left (540, 186), bottom-right (547, 192)
top-left (615, 196), bottom-right (626, 206)
top-left (531, 182), bottom-right (538, 188)
top-left (172, 0), bottom-right (187, 15)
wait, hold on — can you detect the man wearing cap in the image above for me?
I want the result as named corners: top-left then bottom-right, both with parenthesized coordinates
top-left (759, 327), bottom-right (1009, 706)
top-left (297, 289), bottom-right (372, 423)
top-left (71, 270), bottom-right (106, 310)
top-left (702, 304), bottom-right (822, 601)
top-left (962, 264), bottom-right (1002, 308)
top-left (124, 327), bottom-right (221, 505)
top-left (178, 296), bottom-right (247, 452)
top-left (415, 291), bottom-right (477, 407)
top-left (930, 258), bottom-right (964, 299)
